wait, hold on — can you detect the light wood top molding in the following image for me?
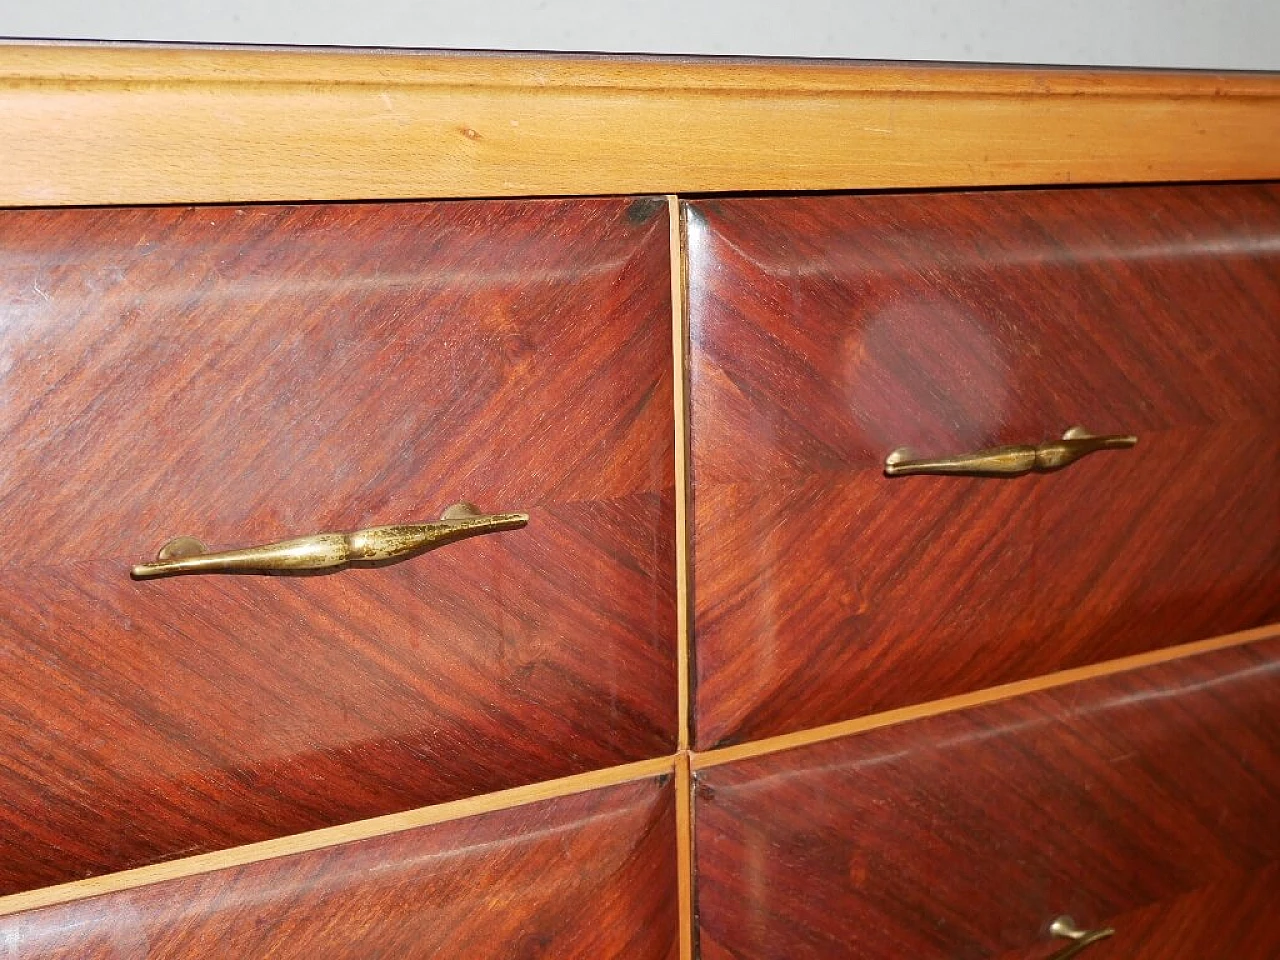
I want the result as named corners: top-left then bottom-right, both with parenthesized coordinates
top-left (1, 42), bottom-right (1279, 205)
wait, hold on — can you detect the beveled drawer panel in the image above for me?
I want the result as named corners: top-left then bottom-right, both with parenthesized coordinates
top-left (0, 775), bottom-right (678, 959)
top-left (686, 185), bottom-right (1280, 747)
top-left (0, 197), bottom-right (675, 893)
top-left (695, 634), bottom-right (1280, 960)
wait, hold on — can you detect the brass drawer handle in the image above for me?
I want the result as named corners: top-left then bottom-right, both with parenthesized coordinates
top-left (1047, 916), bottom-right (1115, 959)
top-left (131, 502), bottom-right (528, 579)
top-left (885, 426), bottom-right (1136, 478)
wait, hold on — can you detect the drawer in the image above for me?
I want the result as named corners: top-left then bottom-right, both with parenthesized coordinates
top-left (695, 633), bottom-right (1280, 960)
top-left (686, 185), bottom-right (1280, 747)
top-left (0, 774), bottom-right (677, 959)
top-left (0, 197), bottom-right (676, 892)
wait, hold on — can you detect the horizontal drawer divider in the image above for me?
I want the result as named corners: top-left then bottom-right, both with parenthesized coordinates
top-left (6, 625), bottom-right (1273, 922)
top-left (0, 754), bottom-right (677, 920)
top-left (691, 622), bottom-right (1280, 771)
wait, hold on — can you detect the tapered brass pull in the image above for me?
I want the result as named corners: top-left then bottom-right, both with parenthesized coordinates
top-left (131, 502), bottom-right (528, 579)
top-left (1046, 916), bottom-right (1115, 959)
top-left (884, 426), bottom-right (1136, 478)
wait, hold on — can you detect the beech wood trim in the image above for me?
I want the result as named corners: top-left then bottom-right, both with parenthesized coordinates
top-left (1, 43), bottom-right (1279, 206)
top-left (690, 623), bottom-right (1280, 770)
top-left (0, 754), bottom-right (676, 919)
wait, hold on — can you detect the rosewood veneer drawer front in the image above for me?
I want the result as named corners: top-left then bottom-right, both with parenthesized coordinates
top-left (696, 635), bottom-right (1280, 960)
top-left (0, 197), bottom-right (676, 893)
top-left (0, 775), bottom-right (678, 959)
top-left (686, 185), bottom-right (1280, 747)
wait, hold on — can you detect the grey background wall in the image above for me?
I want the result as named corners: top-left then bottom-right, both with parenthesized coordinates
top-left (0, 0), bottom-right (1275, 70)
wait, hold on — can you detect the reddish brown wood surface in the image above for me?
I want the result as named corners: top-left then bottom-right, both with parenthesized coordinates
top-left (686, 184), bottom-right (1280, 748)
top-left (695, 635), bottom-right (1280, 960)
top-left (0, 775), bottom-right (678, 959)
top-left (0, 197), bottom-right (676, 893)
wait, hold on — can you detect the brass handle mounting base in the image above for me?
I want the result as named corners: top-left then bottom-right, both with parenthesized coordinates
top-left (1047, 915), bottom-right (1115, 959)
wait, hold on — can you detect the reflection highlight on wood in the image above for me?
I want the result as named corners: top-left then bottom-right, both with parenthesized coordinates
top-left (0, 776), bottom-right (679, 960)
top-left (696, 636), bottom-right (1280, 959)
top-left (0, 756), bottom-right (676, 920)
top-left (0, 196), bottom-right (677, 893)
top-left (686, 184), bottom-right (1280, 748)
top-left (691, 624), bottom-right (1280, 769)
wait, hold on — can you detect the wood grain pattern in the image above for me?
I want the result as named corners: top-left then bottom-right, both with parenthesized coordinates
top-left (0, 197), bottom-right (676, 894)
top-left (0, 756), bottom-right (676, 920)
top-left (686, 184), bottom-right (1280, 748)
top-left (690, 624), bottom-right (1280, 771)
top-left (0, 775), bottom-right (678, 959)
top-left (2, 44), bottom-right (1280, 206)
top-left (695, 636), bottom-right (1280, 959)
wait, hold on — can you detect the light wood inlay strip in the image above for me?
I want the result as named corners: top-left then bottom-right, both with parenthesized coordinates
top-left (0, 754), bottom-right (676, 919)
top-left (1, 43), bottom-right (1278, 206)
top-left (674, 750), bottom-right (695, 960)
top-left (669, 194), bottom-right (695, 960)
top-left (670, 193), bottom-right (691, 754)
top-left (691, 623), bottom-right (1280, 770)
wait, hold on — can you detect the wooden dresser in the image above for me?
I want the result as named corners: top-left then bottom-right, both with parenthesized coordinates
top-left (0, 44), bottom-right (1276, 959)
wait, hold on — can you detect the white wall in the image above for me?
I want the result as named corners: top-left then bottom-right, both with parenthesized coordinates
top-left (1, 0), bottom-right (1276, 71)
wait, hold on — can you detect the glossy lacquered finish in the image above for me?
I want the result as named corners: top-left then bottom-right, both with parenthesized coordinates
top-left (0, 776), bottom-right (678, 959)
top-left (695, 635), bottom-right (1280, 960)
top-left (685, 184), bottom-right (1280, 747)
top-left (0, 197), bottom-right (675, 893)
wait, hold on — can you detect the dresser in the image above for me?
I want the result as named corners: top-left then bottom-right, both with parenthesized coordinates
top-left (0, 44), bottom-right (1276, 959)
